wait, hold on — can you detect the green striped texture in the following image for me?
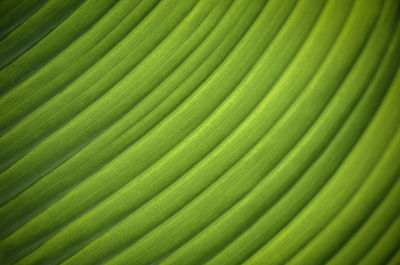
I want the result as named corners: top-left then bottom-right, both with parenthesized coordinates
top-left (0, 0), bottom-right (399, 264)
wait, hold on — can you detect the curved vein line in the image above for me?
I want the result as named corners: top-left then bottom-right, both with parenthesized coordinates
top-left (0, 0), bottom-right (147, 122)
top-left (0, 0), bottom-right (87, 70)
top-left (0, 0), bottom-right (49, 41)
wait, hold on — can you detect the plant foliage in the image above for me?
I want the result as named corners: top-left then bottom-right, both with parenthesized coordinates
top-left (0, 0), bottom-right (399, 264)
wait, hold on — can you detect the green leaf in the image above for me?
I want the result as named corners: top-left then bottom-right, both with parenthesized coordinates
top-left (0, 0), bottom-right (399, 264)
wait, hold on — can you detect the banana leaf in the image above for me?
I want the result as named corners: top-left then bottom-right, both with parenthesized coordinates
top-left (0, 0), bottom-right (399, 264)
